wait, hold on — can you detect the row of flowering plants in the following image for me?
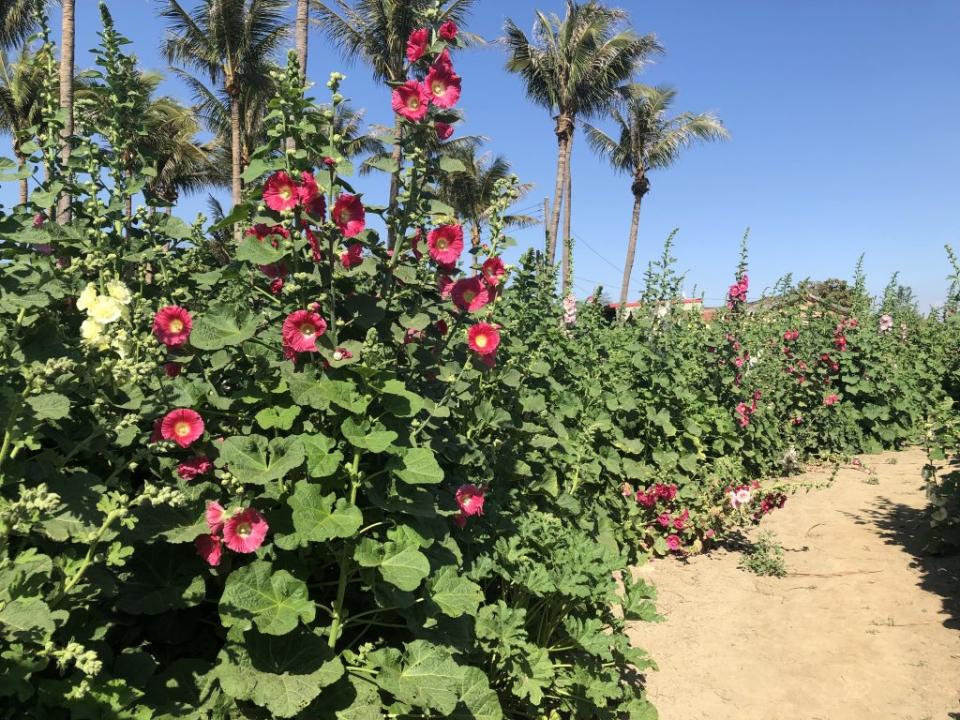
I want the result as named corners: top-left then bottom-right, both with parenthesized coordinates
top-left (0, 13), bottom-right (661, 720)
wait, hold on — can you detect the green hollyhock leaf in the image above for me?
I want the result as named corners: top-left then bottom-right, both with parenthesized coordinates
top-left (25, 393), bottom-right (70, 420)
top-left (216, 628), bottom-right (343, 718)
top-left (217, 435), bottom-right (304, 484)
top-left (563, 617), bottom-right (613, 660)
top-left (378, 380), bottom-right (425, 417)
top-left (376, 640), bottom-right (465, 714)
top-left (219, 561), bottom-right (315, 636)
top-left (451, 667), bottom-right (503, 720)
top-left (427, 567), bottom-right (483, 618)
top-left (392, 447), bottom-right (444, 485)
top-left (236, 235), bottom-right (287, 265)
top-left (115, 545), bottom-right (205, 615)
top-left (341, 417), bottom-right (397, 452)
top-left (0, 599), bottom-right (55, 641)
top-left (255, 405), bottom-right (301, 431)
top-left (356, 539), bottom-right (430, 592)
top-left (299, 433), bottom-right (343, 478)
top-left (288, 483), bottom-right (362, 543)
top-left (190, 309), bottom-right (259, 350)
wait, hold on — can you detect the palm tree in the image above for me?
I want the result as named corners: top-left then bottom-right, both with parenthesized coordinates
top-left (311, 102), bottom-right (384, 164)
top-left (56, 0), bottom-right (73, 223)
top-left (0, 45), bottom-right (48, 203)
top-left (0, 0), bottom-right (41, 50)
top-left (437, 143), bottom-right (537, 248)
top-left (585, 84), bottom-right (728, 318)
top-left (160, 0), bottom-right (289, 209)
top-left (503, 1), bottom-right (661, 290)
top-left (295, 0), bottom-right (309, 79)
top-left (311, 0), bottom-right (478, 243)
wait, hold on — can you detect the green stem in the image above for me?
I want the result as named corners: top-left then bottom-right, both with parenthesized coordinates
top-left (51, 507), bottom-right (125, 607)
top-left (328, 451), bottom-right (363, 648)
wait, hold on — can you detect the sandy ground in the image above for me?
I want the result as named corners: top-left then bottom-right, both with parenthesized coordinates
top-left (628, 448), bottom-right (960, 720)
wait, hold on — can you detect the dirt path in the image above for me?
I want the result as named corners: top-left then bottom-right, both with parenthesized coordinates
top-left (628, 448), bottom-right (960, 720)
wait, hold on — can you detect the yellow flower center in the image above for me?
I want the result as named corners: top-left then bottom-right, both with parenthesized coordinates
top-left (432, 81), bottom-right (445, 96)
top-left (280, 186), bottom-right (292, 200)
top-left (340, 209), bottom-right (352, 222)
top-left (169, 319), bottom-right (183, 333)
top-left (407, 96), bottom-right (420, 109)
top-left (299, 323), bottom-right (316, 336)
top-left (236, 522), bottom-right (252, 537)
top-left (437, 239), bottom-right (448, 250)
top-left (174, 421), bottom-right (191, 437)
top-left (463, 290), bottom-right (475, 303)
top-left (474, 334), bottom-right (488, 348)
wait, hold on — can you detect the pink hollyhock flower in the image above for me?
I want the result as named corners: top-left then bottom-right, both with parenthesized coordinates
top-left (834, 335), bottom-right (847, 351)
top-left (282, 342), bottom-right (299, 362)
top-left (823, 394), bottom-right (839, 406)
top-left (451, 276), bottom-right (490, 312)
top-left (636, 491), bottom-right (656, 508)
top-left (735, 488), bottom-right (752, 506)
top-left (205, 500), bottom-right (226, 533)
top-left (164, 362), bottom-right (181, 378)
top-left (222, 508), bottom-right (269, 553)
top-left (297, 171), bottom-right (326, 218)
top-left (246, 223), bottom-right (289, 244)
top-left (406, 27), bottom-right (429, 62)
top-left (153, 306), bottom-right (192, 347)
top-left (478, 352), bottom-right (497, 369)
top-left (161, 409), bottom-right (204, 448)
top-left (673, 509), bottom-right (689, 530)
top-left (435, 121), bottom-right (454, 140)
top-left (792, 415), bottom-right (804, 425)
top-left (178, 456), bottom-right (212, 481)
top-left (282, 310), bottom-right (327, 352)
top-left (704, 529), bottom-right (716, 540)
top-left (655, 484), bottom-right (678, 501)
top-left (195, 534), bottom-right (222, 567)
top-left (467, 322), bottom-right (500, 356)
top-left (481, 257), bottom-right (506, 287)
top-left (433, 48), bottom-right (453, 70)
top-left (340, 243), bottom-right (364, 269)
top-left (657, 512), bottom-right (672, 528)
top-left (149, 418), bottom-right (163, 443)
top-left (879, 314), bottom-right (893, 333)
top-left (404, 328), bottom-right (424, 345)
top-left (438, 274), bottom-right (454, 299)
top-left (32, 213), bottom-right (45, 228)
top-left (263, 171), bottom-right (299, 212)
top-left (452, 512), bottom-right (468, 529)
top-left (392, 79), bottom-right (430, 121)
top-left (332, 194), bottom-right (366, 237)
top-left (439, 20), bottom-right (458, 40)
top-left (305, 227), bottom-right (323, 262)
top-left (455, 484), bottom-right (485, 516)
top-left (269, 277), bottom-right (284, 295)
top-left (331, 346), bottom-right (353, 362)
top-left (425, 61), bottom-right (461, 109)
top-left (427, 224), bottom-right (464, 266)
top-left (665, 535), bottom-right (682, 552)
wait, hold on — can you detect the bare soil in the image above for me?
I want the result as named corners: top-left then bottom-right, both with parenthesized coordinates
top-left (628, 448), bottom-right (960, 720)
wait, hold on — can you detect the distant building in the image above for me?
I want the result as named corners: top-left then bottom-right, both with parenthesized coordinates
top-left (605, 297), bottom-right (705, 321)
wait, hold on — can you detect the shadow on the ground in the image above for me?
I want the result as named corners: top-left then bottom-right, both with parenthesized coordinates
top-left (860, 496), bottom-right (960, 631)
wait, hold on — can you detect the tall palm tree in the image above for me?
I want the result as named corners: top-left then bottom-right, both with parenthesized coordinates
top-left (56, 0), bottom-right (73, 223)
top-left (160, 0), bottom-right (289, 209)
top-left (0, 0), bottom-right (41, 50)
top-left (311, 102), bottom-right (384, 164)
top-left (585, 84), bottom-right (728, 318)
top-left (295, 0), bottom-right (308, 79)
top-left (0, 45), bottom-right (48, 203)
top-left (311, 0), bottom-right (478, 243)
top-left (437, 143), bottom-right (537, 248)
top-left (503, 1), bottom-right (661, 288)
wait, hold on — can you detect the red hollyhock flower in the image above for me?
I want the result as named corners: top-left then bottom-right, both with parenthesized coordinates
top-left (434, 48), bottom-right (453, 70)
top-left (205, 500), bottom-right (226, 532)
top-left (439, 20), bottom-right (458, 41)
top-left (263, 171), bottom-right (299, 212)
top-left (438, 274), bottom-right (454, 299)
top-left (636, 490), bottom-right (656, 508)
top-left (392, 80), bottom-right (430, 121)
top-left (455, 484), bottom-right (485, 516)
top-left (164, 362), bottom-right (181, 378)
top-left (246, 223), bottom-right (289, 244)
top-left (340, 243), bottom-right (364, 269)
top-left (467, 322), bottom-right (500, 356)
top-left (149, 418), bottom-right (163, 443)
top-left (305, 227), bottom-right (323, 262)
top-left (153, 306), bottom-right (192, 347)
top-left (161, 409), bottom-right (204, 448)
top-left (657, 512), bottom-right (672, 528)
top-left (425, 61), bottom-right (461, 109)
top-left (451, 276), bottom-right (490, 312)
top-left (195, 534), bottom-right (222, 566)
top-left (282, 310), bottom-right (327, 352)
top-left (406, 27), bottom-right (429, 62)
top-left (435, 121), bottom-right (454, 140)
top-left (436, 319), bottom-right (448, 335)
top-left (297, 171), bottom-right (326, 218)
top-left (269, 277), bottom-right (284, 295)
top-left (666, 534), bottom-right (682, 552)
top-left (481, 257), bottom-right (506, 287)
top-left (332, 194), bottom-right (366, 237)
top-left (478, 352), bottom-right (497, 369)
top-left (223, 508), bottom-right (269, 553)
top-left (178, 456), bottom-right (213, 482)
top-left (427, 224), bottom-right (464, 266)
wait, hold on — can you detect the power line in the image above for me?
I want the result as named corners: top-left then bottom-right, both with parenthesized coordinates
top-left (571, 231), bottom-right (624, 275)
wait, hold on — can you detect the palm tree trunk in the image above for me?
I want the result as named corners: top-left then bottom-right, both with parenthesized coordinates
top-left (230, 94), bottom-right (242, 207)
top-left (387, 116), bottom-right (403, 250)
top-left (560, 133), bottom-right (573, 295)
top-left (15, 151), bottom-right (27, 205)
top-left (56, 0), bottom-right (74, 224)
top-left (618, 191), bottom-right (644, 322)
top-left (295, 0), bottom-right (309, 80)
top-left (548, 114), bottom-right (573, 266)
top-left (470, 223), bottom-right (481, 250)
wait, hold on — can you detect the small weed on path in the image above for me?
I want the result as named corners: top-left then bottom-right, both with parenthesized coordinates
top-left (739, 531), bottom-right (788, 577)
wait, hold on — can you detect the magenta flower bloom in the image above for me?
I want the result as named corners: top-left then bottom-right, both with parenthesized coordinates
top-left (451, 276), bottom-right (490, 312)
top-left (392, 80), bottom-right (430, 122)
top-left (665, 535), bottom-right (682, 552)
top-left (263, 171), bottom-right (299, 212)
top-left (282, 310), bottom-right (327, 353)
top-left (340, 243), bottom-right (364, 269)
top-left (205, 500), bottom-right (226, 533)
top-left (435, 121), bottom-right (454, 140)
top-left (332, 194), bottom-right (366, 237)
top-left (297, 171), bottom-right (326, 218)
top-left (481, 257), bottom-right (506, 287)
top-left (195, 533), bottom-right (222, 566)
top-left (427, 224), bottom-right (464, 266)
top-left (223, 508), bottom-right (269, 553)
top-left (438, 20), bottom-right (458, 41)
top-left (455, 484), bottom-right (485, 516)
top-left (178, 456), bottom-right (213, 482)
top-left (467, 323), bottom-right (500, 356)
top-left (160, 409), bottom-right (204, 448)
top-left (406, 27), bottom-right (429, 62)
top-left (153, 306), bottom-right (192, 347)
top-left (425, 61), bottom-right (461, 109)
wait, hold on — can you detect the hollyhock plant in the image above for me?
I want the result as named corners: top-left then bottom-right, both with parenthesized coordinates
top-left (435, 121), bottom-right (454, 140)
top-left (467, 322), bottom-right (500, 356)
top-left (332, 194), bottom-right (366, 237)
top-left (263, 171), bottom-right (299, 212)
top-left (452, 512), bottom-right (468, 529)
top-left (665, 535), bottom-right (682, 552)
top-left (636, 491), bottom-right (656, 508)
top-left (451, 276), bottom-right (490, 312)
top-left (657, 512), bottom-right (672, 528)
top-left (160, 409), bottom-right (204, 448)
top-left (298, 171), bottom-right (326, 217)
top-left (341, 243), bottom-right (364, 269)
top-left (427, 224), bottom-right (464, 266)
top-left (879, 314), bottom-right (894, 333)
top-left (425, 60), bottom-right (461, 109)
top-left (481, 257), bottom-right (506, 287)
top-left (455, 484), bottom-right (486, 516)
top-left (153, 306), bottom-right (192, 347)
top-left (282, 310), bottom-right (327, 352)
top-left (439, 20), bottom-right (458, 40)
top-left (392, 79), bottom-right (430, 122)
top-left (195, 534), bottom-right (222, 567)
top-left (205, 501), bottom-right (226, 533)
top-left (223, 508), bottom-right (269, 553)
top-left (823, 394), bottom-right (839, 406)
top-left (406, 27), bottom-right (429, 62)
top-left (178, 456), bottom-right (213, 482)
top-left (164, 362), bottom-right (181, 378)
top-left (438, 274), bottom-right (454, 299)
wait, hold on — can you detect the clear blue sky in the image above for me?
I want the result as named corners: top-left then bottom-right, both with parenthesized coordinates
top-left (11, 0), bottom-right (960, 309)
